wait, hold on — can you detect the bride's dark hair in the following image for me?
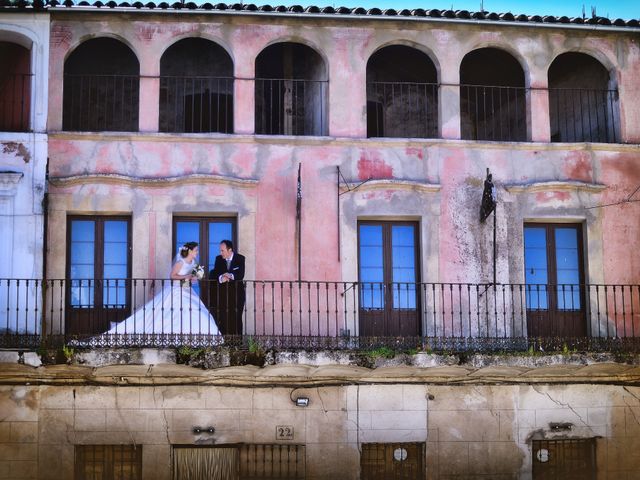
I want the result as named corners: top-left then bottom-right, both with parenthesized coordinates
top-left (179, 242), bottom-right (199, 258)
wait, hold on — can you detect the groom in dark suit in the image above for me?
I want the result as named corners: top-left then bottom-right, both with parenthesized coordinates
top-left (208, 240), bottom-right (246, 336)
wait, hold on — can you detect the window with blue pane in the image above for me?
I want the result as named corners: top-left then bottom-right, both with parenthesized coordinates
top-left (68, 217), bottom-right (131, 310)
top-left (103, 221), bottom-right (128, 308)
top-left (359, 224), bottom-right (384, 309)
top-left (524, 224), bottom-right (584, 311)
top-left (391, 225), bottom-right (416, 309)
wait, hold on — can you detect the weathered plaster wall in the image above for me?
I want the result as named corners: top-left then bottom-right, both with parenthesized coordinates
top-left (0, 14), bottom-right (49, 334)
top-left (47, 137), bottom-right (640, 286)
top-left (46, 13), bottom-right (640, 141)
top-left (0, 382), bottom-right (639, 479)
top-left (41, 13), bottom-right (640, 334)
top-left (0, 135), bottom-right (47, 334)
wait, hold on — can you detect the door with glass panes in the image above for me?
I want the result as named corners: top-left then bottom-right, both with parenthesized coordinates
top-left (524, 223), bottom-right (586, 337)
top-left (173, 217), bottom-right (236, 299)
top-left (358, 221), bottom-right (420, 337)
top-left (66, 216), bottom-right (131, 335)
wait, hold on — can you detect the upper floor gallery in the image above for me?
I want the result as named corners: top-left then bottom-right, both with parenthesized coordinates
top-left (1, 3), bottom-right (639, 143)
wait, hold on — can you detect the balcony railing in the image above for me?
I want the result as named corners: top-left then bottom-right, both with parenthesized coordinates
top-left (159, 76), bottom-right (234, 133)
top-left (461, 84), bottom-right (527, 142)
top-left (255, 78), bottom-right (327, 136)
top-left (0, 73), bottom-right (31, 132)
top-left (549, 88), bottom-right (619, 143)
top-left (366, 81), bottom-right (438, 138)
top-left (1, 279), bottom-right (639, 352)
top-left (62, 74), bottom-right (139, 131)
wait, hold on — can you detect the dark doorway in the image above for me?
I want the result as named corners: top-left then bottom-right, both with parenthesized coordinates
top-left (0, 42), bottom-right (31, 131)
top-left (255, 42), bottom-right (327, 136)
top-left (366, 45), bottom-right (438, 138)
top-left (160, 38), bottom-right (234, 134)
top-left (524, 223), bottom-right (586, 337)
top-left (361, 443), bottom-right (424, 479)
top-left (460, 47), bottom-right (527, 141)
top-left (63, 38), bottom-right (139, 132)
top-left (532, 438), bottom-right (596, 479)
top-left (548, 52), bottom-right (618, 143)
top-left (358, 221), bottom-right (420, 337)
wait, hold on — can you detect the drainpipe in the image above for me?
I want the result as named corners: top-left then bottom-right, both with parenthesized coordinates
top-left (41, 157), bottom-right (49, 342)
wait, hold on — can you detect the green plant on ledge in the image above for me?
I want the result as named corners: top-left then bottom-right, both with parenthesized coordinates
top-left (176, 346), bottom-right (205, 364)
top-left (61, 345), bottom-right (74, 364)
top-left (366, 346), bottom-right (396, 360)
top-left (247, 336), bottom-right (264, 355)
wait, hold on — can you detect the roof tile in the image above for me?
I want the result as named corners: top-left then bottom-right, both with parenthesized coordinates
top-left (1, 0), bottom-right (637, 30)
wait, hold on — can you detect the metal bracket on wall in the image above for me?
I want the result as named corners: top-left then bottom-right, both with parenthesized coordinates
top-left (336, 166), bottom-right (372, 262)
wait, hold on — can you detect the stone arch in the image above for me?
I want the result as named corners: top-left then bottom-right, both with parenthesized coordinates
top-left (366, 43), bottom-right (439, 138)
top-left (459, 46), bottom-right (527, 141)
top-left (254, 41), bottom-right (328, 136)
top-left (159, 37), bottom-right (234, 133)
top-left (63, 37), bottom-right (140, 132)
top-left (548, 51), bottom-right (619, 143)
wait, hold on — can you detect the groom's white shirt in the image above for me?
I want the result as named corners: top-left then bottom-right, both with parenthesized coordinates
top-left (218, 253), bottom-right (235, 283)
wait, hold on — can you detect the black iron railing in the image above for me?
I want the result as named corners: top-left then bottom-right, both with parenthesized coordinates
top-left (255, 78), bottom-right (327, 136)
top-left (0, 73), bottom-right (31, 132)
top-left (1, 279), bottom-right (639, 351)
top-left (62, 74), bottom-right (140, 131)
top-left (461, 84), bottom-right (527, 142)
top-left (159, 76), bottom-right (234, 133)
top-left (366, 81), bottom-right (439, 139)
top-left (549, 88), bottom-right (619, 143)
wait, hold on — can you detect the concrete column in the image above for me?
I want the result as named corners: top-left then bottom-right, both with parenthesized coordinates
top-left (234, 79), bottom-right (255, 135)
top-left (528, 68), bottom-right (551, 142)
top-left (233, 50), bottom-right (255, 135)
top-left (138, 55), bottom-right (160, 133)
top-left (439, 61), bottom-right (461, 139)
top-left (328, 39), bottom-right (366, 138)
top-left (618, 70), bottom-right (639, 144)
top-left (48, 44), bottom-right (65, 132)
top-left (139, 77), bottom-right (160, 133)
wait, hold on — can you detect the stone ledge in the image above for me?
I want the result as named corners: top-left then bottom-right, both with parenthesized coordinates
top-left (0, 362), bottom-right (638, 387)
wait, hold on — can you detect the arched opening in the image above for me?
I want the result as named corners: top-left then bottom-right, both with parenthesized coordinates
top-left (63, 38), bottom-right (140, 132)
top-left (460, 48), bottom-right (527, 141)
top-left (548, 53), bottom-right (619, 143)
top-left (159, 38), bottom-right (234, 134)
top-left (255, 42), bottom-right (327, 136)
top-left (366, 45), bottom-right (438, 138)
top-left (0, 41), bottom-right (31, 131)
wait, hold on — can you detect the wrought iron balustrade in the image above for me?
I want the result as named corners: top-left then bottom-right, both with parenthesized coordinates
top-left (1, 279), bottom-right (639, 351)
top-left (159, 75), bottom-right (234, 133)
top-left (366, 81), bottom-right (438, 138)
top-left (255, 78), bottom-right (327, 136)
top-left (0, 73), bottom-right (31, 132)
top-left (549, 88), bottom-right (619, 143)
top-left (62, 74), bottom-right (139, 131)
top-left (461, 84), bottom-right (527, 141)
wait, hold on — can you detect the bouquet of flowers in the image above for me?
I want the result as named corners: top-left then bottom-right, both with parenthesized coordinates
top-left (192, 264), bottom-right (205, 280)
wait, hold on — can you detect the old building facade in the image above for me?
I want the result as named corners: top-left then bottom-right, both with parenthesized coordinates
top-left (1, 1), bottom-right (640, 478)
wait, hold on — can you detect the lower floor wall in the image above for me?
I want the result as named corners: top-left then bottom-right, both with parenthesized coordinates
top-left (0, 382), bottom-right (639, 479)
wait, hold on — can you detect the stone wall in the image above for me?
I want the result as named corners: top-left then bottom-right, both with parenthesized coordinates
top-left (1, 381), bottom-right (639, 479)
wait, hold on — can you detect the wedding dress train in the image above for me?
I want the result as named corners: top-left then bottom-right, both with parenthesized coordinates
top-left (101, 258), bottom-right (223, 345)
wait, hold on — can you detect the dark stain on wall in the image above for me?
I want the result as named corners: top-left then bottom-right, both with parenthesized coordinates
top-left (2, 142), bottom-right (31, 163)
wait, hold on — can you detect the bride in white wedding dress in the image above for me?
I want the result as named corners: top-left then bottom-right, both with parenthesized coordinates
top-left (103, 242), bottom-right (223, 343)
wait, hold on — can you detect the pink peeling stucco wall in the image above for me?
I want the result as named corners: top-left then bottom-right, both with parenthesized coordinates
top-left (44, 13), bottom-right (640, 339)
